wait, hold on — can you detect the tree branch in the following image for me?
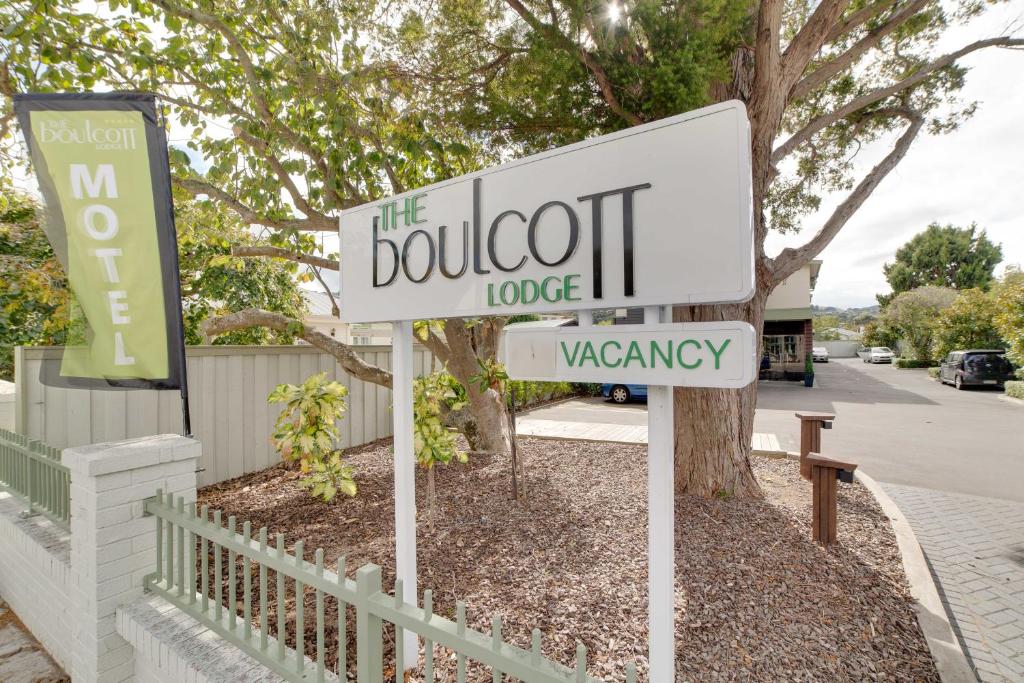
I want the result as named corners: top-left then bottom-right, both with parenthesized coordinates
top-left (175, 177), bottom-right (334, 232)
top-left (202, 309), bottom-right (392, 388)
top-left (769, 108), bottom-right (924, 285)
top-left (781, 0), bottom-right (852, 89)
top-left (824, 0), bottom-right (899, 44)
top-left (151, 0), bottom-right (345, 210)
top-left (230, 245), bottom-right (339, 270)
top-left (791, 0), bottom-right (929, 101)
top-left (773, 37), bottom-right (1024, 164)
top-left (418, 324), bottom-right (452, 365)
top-left (230, 125), bottom-right (332, 225)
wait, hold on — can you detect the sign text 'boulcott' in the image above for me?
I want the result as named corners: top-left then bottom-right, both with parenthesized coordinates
top-left (501, 322), bottom-right (758, 388)
top-left (339, 101), bottom-right (753, 323)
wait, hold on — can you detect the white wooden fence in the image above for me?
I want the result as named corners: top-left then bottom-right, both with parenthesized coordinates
top-left (14, 345), bottom-right (439, 487)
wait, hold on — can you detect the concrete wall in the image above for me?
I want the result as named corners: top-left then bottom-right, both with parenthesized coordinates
top-left (15, 345), bottom-right (439, 487)
top-left (766, 264), bottom-right (812, 310)
top-left (812, 340), bottom-right (861, 358)
top-left (0, 493), bottom-right (73, 672)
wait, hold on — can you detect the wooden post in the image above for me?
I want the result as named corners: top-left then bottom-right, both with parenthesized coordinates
top-left (796, 412), bottom-right (834, 480)
top-left (807, 453), bottom-right (857, 545)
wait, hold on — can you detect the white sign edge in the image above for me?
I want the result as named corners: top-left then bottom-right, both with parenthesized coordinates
top-left (338, 100), bottom-right (755, 323)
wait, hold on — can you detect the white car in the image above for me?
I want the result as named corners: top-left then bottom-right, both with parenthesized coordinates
top-left (812, 347), bottom-right (829, 362)
top-left (864, 346), bottom-right (895, 364)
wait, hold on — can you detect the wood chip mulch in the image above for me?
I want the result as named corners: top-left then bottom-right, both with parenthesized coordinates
top-left (198, 437), bottom-right (938, 682)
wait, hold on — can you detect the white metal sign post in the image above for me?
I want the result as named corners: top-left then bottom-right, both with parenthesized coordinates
top-left (339, 100), bottom-right (754, 679)
top-left (644, 306), bottom-right (675, 683)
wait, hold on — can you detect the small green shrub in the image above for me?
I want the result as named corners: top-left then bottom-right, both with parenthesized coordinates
top-left (297, 453), bottom-right (356, 501)
top-left (414, 372), bottom-right (468, 527)
top-left (267, 373), bottom-right (355, 502)
top-left (927, 367), bottom-right (940, 379)
top-left (1006, 381), bottom-right (1024, 400)
top-left (894, 358), bottom-right (939, 369)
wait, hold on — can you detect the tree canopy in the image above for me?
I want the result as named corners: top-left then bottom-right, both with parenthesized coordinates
top-left (880, 285), bottom-right (956, 360)
top-left (993, 267), bottom-right (1024, 371)
top-left (931, 287), bottom-right (1003, 360)
top-left (176, 200), bottom-right (307, 346)
top-left (2, 0), bottom-right (1021, 494)
top-left (0, 186), bottom-right (69, 379)
top-left (878, 222), bottom-right (1003, 306)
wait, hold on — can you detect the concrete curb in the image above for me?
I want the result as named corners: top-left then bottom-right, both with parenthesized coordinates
top-left (854, 469), bottom-right (977, 683)
top-left (752, 451), bottom-right (976, 682)
top-left (997, 394), bottom-right (1024, 408)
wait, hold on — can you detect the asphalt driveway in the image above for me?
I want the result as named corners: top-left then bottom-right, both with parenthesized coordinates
top-left (755, 358), bottom-right (1023, 502)
top-left (522, 358), bottom-right (1022, 501)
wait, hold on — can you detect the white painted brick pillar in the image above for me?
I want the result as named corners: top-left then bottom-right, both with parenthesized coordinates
top-left (63, 434), bottom-right (201, 683)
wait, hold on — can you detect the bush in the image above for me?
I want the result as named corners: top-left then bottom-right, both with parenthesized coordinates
top-left (894, 358), bottom-right (938, 368)
top-left (267, 373), bottom-right (355, 502)
top-left (927, 367), bottom-right (940, 378)
top-left (1006, 381), bottom-right (1024, 400)
top-left (507, 379), bottom-right (587, 409)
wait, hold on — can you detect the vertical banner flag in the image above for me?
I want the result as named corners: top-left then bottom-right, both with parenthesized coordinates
top-left (14, 92), bottom-right (188, 392)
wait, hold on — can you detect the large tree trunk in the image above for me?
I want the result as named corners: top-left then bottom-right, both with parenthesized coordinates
top-left (440, 319), bottom-right (512, 455)
top-left (672, 282), bottom-right (769, 498)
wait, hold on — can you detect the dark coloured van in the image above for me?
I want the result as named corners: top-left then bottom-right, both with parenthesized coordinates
top-left (938, 350), bottom-right (1016, 390)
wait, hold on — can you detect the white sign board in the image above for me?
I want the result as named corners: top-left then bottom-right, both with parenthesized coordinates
top-left (501, 322), bottom-right (757, 388)
top-left (339, 101), bottom-right (752, 323)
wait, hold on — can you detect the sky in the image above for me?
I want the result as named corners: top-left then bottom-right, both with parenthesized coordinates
top-left (768, 2), bottom-right (1024, 309)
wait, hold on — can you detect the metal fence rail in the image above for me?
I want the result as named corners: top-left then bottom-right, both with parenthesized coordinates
top-left (0, 428), bottom-right (70, 529)
top-left (145, 492), bottom-right (636, 683)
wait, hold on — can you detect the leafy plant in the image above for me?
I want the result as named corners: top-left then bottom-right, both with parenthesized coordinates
top-left (413, 372), bottom-right (468, 527)
top-left (880, 286), bottom-right (957, 361)
top-left (994, 268), bottom-right (1024, 371)
top-left (931, 288), bottom-right (1004, 360)
top-left (469, 358), bottom-right (509, 394)
top-left (804, 353), bottom-right (814, 375)
top-left (267, 373), bottom-right (355, 502)
top-left (296, 452), bottom-right (356, 502)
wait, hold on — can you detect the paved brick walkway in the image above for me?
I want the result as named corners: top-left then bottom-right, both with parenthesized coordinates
top-left (0, 599), bottom-right (68, 683)
top-left (882, 484), bottom-right (1024, 682)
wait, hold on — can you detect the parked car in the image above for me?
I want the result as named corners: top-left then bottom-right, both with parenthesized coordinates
top-left (864, 347), bottom-right (895, 364)
top-left (602, 383), bottom-right (648, 404)
top-left (939, 350), bottom-right (1015, 390)
top-left (812, 347), bottom-right (829, 363)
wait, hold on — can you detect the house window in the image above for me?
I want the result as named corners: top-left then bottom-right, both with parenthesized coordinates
top-left (763, 334), bottom-right (800, 364)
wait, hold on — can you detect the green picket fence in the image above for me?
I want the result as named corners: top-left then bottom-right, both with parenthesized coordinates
top-left (0, 429), bottom-right (70, 530)
top-left (145, 492), bottom-right (636, 683)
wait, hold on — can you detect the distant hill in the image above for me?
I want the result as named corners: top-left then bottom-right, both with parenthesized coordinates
top-left (812, 304), bottom-right (880, 325)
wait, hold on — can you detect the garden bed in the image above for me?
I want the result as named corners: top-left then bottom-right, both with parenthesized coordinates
top-left (199, 438), bottom-right (937, 681)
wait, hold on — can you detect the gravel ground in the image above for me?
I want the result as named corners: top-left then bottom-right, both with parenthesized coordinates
top-left (199, 437), bottom-right (938, 682)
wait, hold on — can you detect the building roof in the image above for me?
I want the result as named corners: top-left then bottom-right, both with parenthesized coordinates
top-left (809, 260), bottom-right (822, 291)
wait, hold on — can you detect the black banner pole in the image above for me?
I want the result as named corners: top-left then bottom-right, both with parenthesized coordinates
top-left (156, 101), bottom-right (192, 437)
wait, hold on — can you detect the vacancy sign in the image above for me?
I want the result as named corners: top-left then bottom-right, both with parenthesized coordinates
top-left (501, 322), bottom-right (757, 388)
top-left (340, 101), bottom-right (753, 323)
